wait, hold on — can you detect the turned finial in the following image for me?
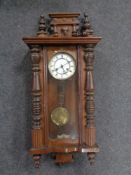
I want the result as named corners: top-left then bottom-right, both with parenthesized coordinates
top-left (87, 153), bottom-right (95, 165)
top-left (82, 12), bottom-right (93, 36)
top-left (84, 13), bottom-right (88, 23)
top-left (37, 15), bottom-right (47, 37)
top-left (33, 155), bottom-right (41, 168)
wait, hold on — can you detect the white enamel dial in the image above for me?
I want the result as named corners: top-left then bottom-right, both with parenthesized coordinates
top-left (48, 52), bottom-right (76, 80)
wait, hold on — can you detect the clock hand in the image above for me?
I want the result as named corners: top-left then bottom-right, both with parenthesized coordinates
top-left (62, 61), bottom-right (72, 67)
top-left (61, 65), bottom-right (66, 73)
top-left (55, 61), bottom-right (71, 70)
top-left (62, 64), bottom-right (74, 73)
top-left (52, 68), bottom-right (58, 72)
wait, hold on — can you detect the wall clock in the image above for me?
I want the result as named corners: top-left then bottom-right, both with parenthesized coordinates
top-left (23, 12), bottom-right (101, 168)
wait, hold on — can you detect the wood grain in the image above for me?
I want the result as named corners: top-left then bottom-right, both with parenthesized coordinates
top-left (23, 12), bottom-right (101, 166)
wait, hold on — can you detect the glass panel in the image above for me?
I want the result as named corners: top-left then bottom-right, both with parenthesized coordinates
top-left (48, 52), bottom-right (78, 140)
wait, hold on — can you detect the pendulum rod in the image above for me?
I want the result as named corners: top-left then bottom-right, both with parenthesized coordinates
top-left (58, 81), bottom-right (66, 107)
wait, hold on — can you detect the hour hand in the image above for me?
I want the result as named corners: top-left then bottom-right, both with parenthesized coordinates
top-left (61, 65), bottom-right (67, 73)
top-left (52, 68), bottom-right (58, 72)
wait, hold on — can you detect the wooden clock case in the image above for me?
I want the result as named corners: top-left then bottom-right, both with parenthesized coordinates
top-left (23, 12), bottom-right (101, 168)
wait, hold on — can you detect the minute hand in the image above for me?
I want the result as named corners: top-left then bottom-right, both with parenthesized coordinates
top-left (56, 61), bottom-right (71, 70)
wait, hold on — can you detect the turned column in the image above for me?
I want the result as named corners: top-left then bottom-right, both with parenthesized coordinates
top-left (84, 44), bottom-right (99, 165)
top-left (30, 45), bottom-right (43, 168)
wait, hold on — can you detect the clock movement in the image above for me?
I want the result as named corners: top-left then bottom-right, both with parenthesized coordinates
top-left (23, 12), bottom-right (101, 168)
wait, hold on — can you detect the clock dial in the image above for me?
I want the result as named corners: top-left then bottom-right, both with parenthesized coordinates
top-left (48, 52), bottom-right (76, 80)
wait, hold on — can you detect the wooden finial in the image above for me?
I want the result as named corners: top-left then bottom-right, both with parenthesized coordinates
top-left (33, 154), bottom-right (41, 168)
top-left (87, 153), bottom-right (95, 165)
top-left (82, 12), bottom-right (93, 36)
top-left (37, 15), bottom-right (47, 37)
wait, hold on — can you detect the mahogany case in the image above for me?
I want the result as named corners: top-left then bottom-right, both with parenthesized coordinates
top-left (23, 12), bottom-right (101, 167)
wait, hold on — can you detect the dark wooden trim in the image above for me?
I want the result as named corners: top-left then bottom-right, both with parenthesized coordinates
top-left (55, 153), bottom-right (73, 164)
top-left (23, 36), bottom-right (101, 46)
top-left (77, 46), bottom-right (83, 147)
top-left (49, 13), bottom-right (80, 18)
top-left (42, 46), bottom-right (49, 146)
